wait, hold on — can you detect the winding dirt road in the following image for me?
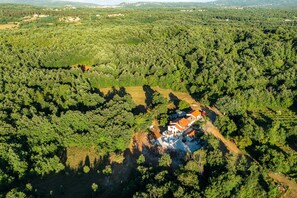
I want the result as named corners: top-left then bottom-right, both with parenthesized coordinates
top-left (269, 172), bottom-right (297, 198)
top-left (202, 121), bottom-right (242, 154)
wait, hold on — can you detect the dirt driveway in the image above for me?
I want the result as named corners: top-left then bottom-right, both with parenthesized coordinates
top-left (269, 172), bottom-right (297, 198)
top-left (202, 121), bottom-right (241, 154)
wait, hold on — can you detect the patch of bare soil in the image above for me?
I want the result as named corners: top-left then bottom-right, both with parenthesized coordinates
top-left (129, 132), bottom-right (152, 153)
top-left (269, 172), bottom-right (297, 198)
top-left (109, 152), bottom-right (125, 164)
top-left (0, 23), bottom-right (19, 30)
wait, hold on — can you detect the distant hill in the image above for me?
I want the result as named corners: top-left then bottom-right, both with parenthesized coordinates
top-left (120, 1), bottom-right (297, 9)
top-left (212, 0), bottom-right (297, 7)
top-left (0, 0), bottom-right (98, 7)
top-left (0, 0), bottom-right (296, 8)
top-left (120, 2), bottom-right (209, 8)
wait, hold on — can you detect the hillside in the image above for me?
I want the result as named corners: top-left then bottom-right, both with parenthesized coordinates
top-left (120, 2), bottom-right (209, 8)
top-left (213, 0), bottom-right (297, 7)
top-left (2, 0), bottom-right (297, 8)
top-left (0, 0), bottom-right (98, 7)
top-left (0, 5), bottom-right (296, 198)
top-left (120, 0), bottom-right (297, 8)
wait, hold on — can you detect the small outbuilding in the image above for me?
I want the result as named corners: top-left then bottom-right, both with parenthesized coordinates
top-left (79, 65), bottom-right (92, 72)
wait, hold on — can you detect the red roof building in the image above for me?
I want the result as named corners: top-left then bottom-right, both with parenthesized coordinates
top-left (168, 118), bottom-right (190, 134)
top-left (178, 118), bottom-right (190, 128)
top-left (80, 65), bottom-right (91, 72)
top-left (187, 110), bottom-right (201, 118)
top-left (201, 111), bottom-right (207, 116)
top-left (186, 130), bottom-right (196, 138)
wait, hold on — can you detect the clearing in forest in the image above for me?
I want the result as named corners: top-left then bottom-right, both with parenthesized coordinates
top-left (153, 86), bottom-right (199, 108)
top-left (0, 23), bottom-right (19, 30)
top-left (99, 86), bottom-right (201, 110)
top-left (66, 146), bottom-right (101, 169)
top-left (100, 86), bottom-right (146, 106)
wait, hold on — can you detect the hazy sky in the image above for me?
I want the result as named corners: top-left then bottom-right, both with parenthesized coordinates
top-left (65, 0), bottom-right (216, 5)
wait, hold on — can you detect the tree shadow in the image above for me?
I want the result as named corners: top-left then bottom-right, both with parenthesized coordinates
top-left (288, 97), bottom-right (297, 114)
top-left (31, 149), bottom-right (137, 198)
top-left (85, 156), bottom-right (91, 167)
top-left (286, 135), bottom-right (297, 152)
top-left (132, 105), bottom-right (147, 115)
top-left (96, 88), bottom-right (105, 97)
top-left (31, 137), bottom-right (178, 198)
top-left (169, 92), bottom-right (181, 108)
top-left (59, 147), bottom-right (67, 165)
top-left (258, 174), bottom-right (269, 192)
top-left (31, 134), bottom-right (200, 198)
top-left (253, 112), bottom-right (273, 131)
top-left (202, 106), bottom-right (217, 122)
top-left (143, 85), bottom-right (156, 108)
top-left (103, 86), bottom-right (130, 102)
top-left (245, 140), bottom-right (286, 163)
top-left (218, 140), bottom-right (229, 155)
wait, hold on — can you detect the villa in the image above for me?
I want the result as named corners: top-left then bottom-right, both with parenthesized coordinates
top-left (156, 109), bottom-right (204, 153)
top-left (187, 110), bottom-right (202, 121)
top-left (168, 118), bottom-right (190, 136)
top-left (166, 110), bottom-right (201, 136)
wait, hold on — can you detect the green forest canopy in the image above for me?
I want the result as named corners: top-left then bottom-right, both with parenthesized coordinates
top-left (0, 5), bottom-right (296, 197)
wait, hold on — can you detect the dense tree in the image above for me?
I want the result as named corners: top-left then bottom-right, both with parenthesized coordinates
top-left (158, 153), bottom-right (172, 168)
top-left (0, 5), bottom-right (296, 197)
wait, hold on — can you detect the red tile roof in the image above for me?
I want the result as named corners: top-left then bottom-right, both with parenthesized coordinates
top-left (152, 131), bottom-right (161, 138)
top-left (187, 130), bottom-right (196, 137)
top-left (176, 125), bottom-right (183, 131)
top-left (171, 118), bottom-right (189, 131)
top-left (188, 110), bottom-right (201, 117)
top-left (178, 118), bottom-right (190, 127)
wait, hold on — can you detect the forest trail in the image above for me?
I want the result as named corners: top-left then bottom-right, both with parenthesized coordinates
top-left (202, 121), bottom-right (242, 154)
top-left (269, 173), bottom-right (297, 198)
